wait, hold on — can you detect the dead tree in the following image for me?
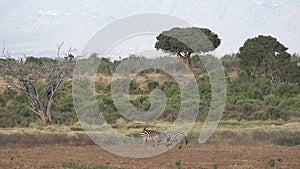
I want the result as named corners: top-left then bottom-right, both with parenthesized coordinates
top-left (0, 43), bottom-right (76, 126)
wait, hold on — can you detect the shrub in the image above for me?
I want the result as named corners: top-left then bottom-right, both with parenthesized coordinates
top-left (97, 57), bottom-right (114, 75)
top-left (159, 81), bottom-right (180, 97)
top-left (95, 82), bottom-right (108, 93)
top-left (53, 90), bottom-right (74, 113)
top-left (146, 80), bottom-right (159, 91)
top-left (51, 111), bottom-right (78, 125)
top-left (253, 111), bottom-right (269, 121)
top-left (274, 83), bottom-right (300, 98)
top-left (130, 96), bottom-right (150, 111)
top-left (0, 90), bottom-right (35, 127)
top-left (236, 98), bottom-right (262, 113)
top-left (273, 137), bottom-right (300, 146)
top-left (265, 106), bottom-right (281, 120)
top-left (278, 96), bottom-right (300, 109)
top-left (259, 75), bottom-right (271, 93)
top-left (129, 80), bottom-right (143, 94)
top-left (175, 159), bottom-right (181, 169)
top-left (263, 94), bottom-right (281, 106)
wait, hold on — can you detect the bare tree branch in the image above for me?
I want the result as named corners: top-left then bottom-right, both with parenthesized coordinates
top-left (0, 43), bottom-right (76, 126)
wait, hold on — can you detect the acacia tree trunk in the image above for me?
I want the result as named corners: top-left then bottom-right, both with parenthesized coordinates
top-left (177, 51), bottom-right (193, 69)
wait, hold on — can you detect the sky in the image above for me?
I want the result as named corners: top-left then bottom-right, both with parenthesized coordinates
top-left (0, 0), bottom-right (299, 58)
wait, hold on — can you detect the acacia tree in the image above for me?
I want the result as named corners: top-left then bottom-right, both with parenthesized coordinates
top-left (0, 43), bottom-right (76, 126)
top-left (155, 27), bottom-right (221, 69)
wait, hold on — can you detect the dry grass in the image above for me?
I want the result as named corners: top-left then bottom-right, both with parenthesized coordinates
top-left (1, 120), bottom-right (298, 136)
top-left (96, 73), bottom-right (113, 85)
top-left (95, 73), bottom-right (170, 89)
top-left (0, 120), bottom-right (299, 150)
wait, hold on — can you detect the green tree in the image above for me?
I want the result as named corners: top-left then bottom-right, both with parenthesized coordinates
top-left (155, 27), bottom-right (221, 69)
top-left (237, 35), bottom-right (293, 89)
top-left (97, 56), bottom-right (115, 75)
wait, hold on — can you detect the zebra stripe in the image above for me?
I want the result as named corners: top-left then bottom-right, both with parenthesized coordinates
top-left (161, 131), bottom-right (188, 149)
top-left (140, 127), bottom-right (161, 147)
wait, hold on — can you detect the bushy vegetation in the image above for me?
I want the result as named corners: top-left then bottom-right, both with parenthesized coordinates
top-left (273, 137), bottom-right (300, 146)
top-left (0, 34), bottom-right (299, 127)
top-left (0, 89), bottom-right (34, 127)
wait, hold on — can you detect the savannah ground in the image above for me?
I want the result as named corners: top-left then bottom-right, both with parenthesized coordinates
top-left (0, 120), bottom-right (299, 169)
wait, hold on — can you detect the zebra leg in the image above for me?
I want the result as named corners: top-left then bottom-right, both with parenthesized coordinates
top-left (159, 133), bottom-right (170, 148)
top-left (143, 138), bottom-right (147, 145)
top-left (142, 138), bottom-right (148, 150)
top-left (178, 140), bottom-right (183, 149)
top-left (184, 136), bottom-right (188, 145)
top-left (154, 134), bottom-right (162, 147)
top-left (177, 136), bottom-right (188, 149)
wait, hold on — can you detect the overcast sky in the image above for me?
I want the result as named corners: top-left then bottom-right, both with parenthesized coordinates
top-left (0, 0), bottom-right (299, 58)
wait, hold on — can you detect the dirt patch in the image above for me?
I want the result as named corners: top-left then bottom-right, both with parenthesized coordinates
top-left (0, 144), bottom-right (299, 169)
top-left (0, 129), bottom-right (299, 168)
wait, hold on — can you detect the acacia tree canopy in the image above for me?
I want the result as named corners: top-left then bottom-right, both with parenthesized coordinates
top-left (155, 27), bottom-right (221, 69)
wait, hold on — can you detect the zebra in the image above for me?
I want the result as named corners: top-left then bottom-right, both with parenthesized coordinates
top-left (140, 127), bottom-right (162, 147)
top-left (140, 128), bottom-right (188, 149)
top-left (160, 131), bottom-right (188, 149)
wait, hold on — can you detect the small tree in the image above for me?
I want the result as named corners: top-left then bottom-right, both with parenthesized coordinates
top-left (155, 27), bottom-right (221, 69)
top-left (0, 43), bottom-right (76, 126)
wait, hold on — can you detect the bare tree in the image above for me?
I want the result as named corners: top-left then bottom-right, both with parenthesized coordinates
top-left (0, 43), bottom-right (76, 126)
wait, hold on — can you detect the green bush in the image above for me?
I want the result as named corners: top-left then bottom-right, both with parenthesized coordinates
top-left (0, 108), bottom-right (34, 127)
top-left (263, 94), bottom-right (281, 106)
top-left (97, 94), bottom-right (116, 112)
top-left (130, 96), bottom-right (150, 111)
top-left (0, 90), bottom-right (35, 127)
top-left (273, 137), bottom-right (300, 146)
top-left (259, 75), bottom-right (271, 92)
top-left (278, 96), bottom-right (300, 109)
top-left (197, 77), bottom-right (211, 101)
top-left (253, 111), bottom-right (269, 121)
top-left (275, 83), bottom-right (300, 98)
top-left (159, 81), bottom-right (180, 97)
top-left (265, 106), bottom-right (281, 120)
top-left (166, 114), bottom-right (176, 122)
top-left (175, 159), bottom-right (181, 169)
top-left (95, 82), bottom-right (108, 93)
top-left (236, 98), bottom-right (262, 113)
top-left (53, 90), bottom-right (74, 113)
top-left (51, 111), bottom-right (78, 125)
top-left (96, 94), bottom-right (119, 124)
top-left (146, 80), bottom-right (159, 91)
top-left (129, 80), bottom-right (143, 94)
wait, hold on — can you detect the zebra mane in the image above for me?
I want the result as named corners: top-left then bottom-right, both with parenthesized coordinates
top-left (143, 127), bottom-right (147, 131)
